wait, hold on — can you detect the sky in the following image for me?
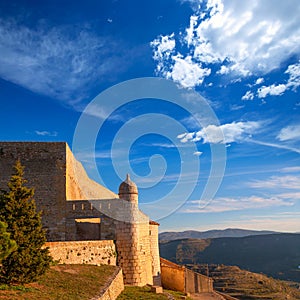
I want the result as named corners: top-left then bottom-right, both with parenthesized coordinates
top-left (0, 0), bottom-right (300, 233)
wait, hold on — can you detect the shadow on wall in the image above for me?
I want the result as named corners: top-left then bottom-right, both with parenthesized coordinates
top-left (75, 218), bottom-right (101, 240)
top-left (160, 258), bottom-right (213, 293)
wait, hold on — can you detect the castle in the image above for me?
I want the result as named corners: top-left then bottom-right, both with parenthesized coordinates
top-left (0, 142), bottom-right (161, 287)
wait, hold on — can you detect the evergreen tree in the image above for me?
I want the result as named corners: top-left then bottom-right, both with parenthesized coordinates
top-left (0, 160), bottom-right (52, 284)
top-left (0, 221), bottom-right (17, 263)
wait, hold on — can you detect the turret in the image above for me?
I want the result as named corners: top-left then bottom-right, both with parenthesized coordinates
top-left (118, 174), bottom-right (138, 205)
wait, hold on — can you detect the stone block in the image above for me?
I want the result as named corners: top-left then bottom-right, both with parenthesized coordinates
top-left (151, 286), bottom-right (163, 294)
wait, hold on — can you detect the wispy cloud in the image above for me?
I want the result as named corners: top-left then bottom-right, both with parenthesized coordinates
top-left (151, 0), bottom-right (300, 88)
top-left (249, 175), bottom-right (300, 189)
top-left (35, 130), bottom-right (57, 137)
top-left (281, 166), bottom-right (300, 173)
top-left (0, 18), bottom-right (128, 103)
top-left (276, 124), bottom-right (300, 141)
top-left (182, 195), bottom-right (293, 214)
top-left (248, 139), bottom-right (300, 154)
top-left (207, 215), bottom-right (300, 232)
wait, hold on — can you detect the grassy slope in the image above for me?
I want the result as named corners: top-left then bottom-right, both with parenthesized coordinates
top-left (159, 233), bottom-right (300, 282)
top-left (0, 264), bottom-right (117, 300)
top-left (0, 265), bottom-right (191, 300)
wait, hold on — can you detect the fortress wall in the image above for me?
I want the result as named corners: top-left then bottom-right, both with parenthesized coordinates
top-left (115, 218), bottom-right (151, 286)
top-left (185, 268), bottom-right (213, 293)
top-left (98, 267), bottom-right (124, 300)
top-left (149, 223), bottom-right (161, 286)
top-left (65, 200), bottom-right (116, 241)
top-left (115, 221), bottom-right (139, 285)
top-left (138, 220), bottom-right (153, 285)
top-left (160, 258), bottom-right (213, 293)
top-left (160, 258), bottom-right (185, 292)
top-left (65, 145), bottom-right (118, 201)
top-left (46, 240), bottom-right (117, 265)
top-left (0, 142), bottom-right (67, 241)
top-left (64, 146), bottom-right (119, 241)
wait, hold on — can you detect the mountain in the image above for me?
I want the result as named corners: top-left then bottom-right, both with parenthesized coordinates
top-left (159, 233), bottom-right (300, 282)
top-left (159, 228), bottom-right (278, 241)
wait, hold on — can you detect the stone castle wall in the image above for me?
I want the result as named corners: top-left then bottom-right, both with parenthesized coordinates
top-left (160, 258), bottom-right (185, 292)
top-left (138, 219), bottom-right (153, 285)
top-left (160, 258), bottom-right (213, 293)
top-left (46, 240), bottom-right (116, 265)
top-left (0, 142), bottom-right (67, 241)
top-left (149, 222), bottom-right (162, 285)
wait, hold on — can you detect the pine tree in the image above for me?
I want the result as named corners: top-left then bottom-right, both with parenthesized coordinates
top-left (0, 160), bottom-right (52, 284)
top-left (0, 221), bottom-right (17, 263)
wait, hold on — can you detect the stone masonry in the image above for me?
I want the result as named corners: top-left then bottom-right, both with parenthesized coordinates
top-left (0, 142), bottom-right (161, 287)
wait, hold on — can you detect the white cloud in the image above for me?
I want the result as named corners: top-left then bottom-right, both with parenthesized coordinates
top-left (249, 175), bottom-right (300, 189)
top-left (193, 151), bottom-right (203, 156)
top-left (0, 19), bottom-right (126, 103)
top-left (217, 65), bottom-right (230, 75)
top-left (151, 33), bottom-right (176, 61)
top-left (183, 195), bottom-right (293, 213)
top-left (167, 55), bottom-right (211, 88)
top-left (257, 84), bottom-right (287, 98)
top-left (35, 130), bottom-right (57, 137)
top-left (178, 121), bottom-right (260, 144)
top-left (151, 34), bottom-right (211, 88)
top-left (241, 90), bottom-right (254, 101)
top-left (277, 125), bottom-right (300, 141)
top-left (255, 77), bottom-right (264, 85)
top-left (151, 0), bottom-right (300, 87)
top-left (256, 61), bottom-right (300, 98)
top-left (286, 60), bottom-right (300, 90)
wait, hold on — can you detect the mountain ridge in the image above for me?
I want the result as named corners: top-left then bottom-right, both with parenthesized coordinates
top-left (159, 233), bottom-right (300, 282)
top-left (159, 228), bottom-right (279, 241)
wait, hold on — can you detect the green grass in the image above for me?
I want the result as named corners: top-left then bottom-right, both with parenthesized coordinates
top-left (117, 285), bottom-right (192, 300)
top-left (0, 264), bottom-right (117, 300)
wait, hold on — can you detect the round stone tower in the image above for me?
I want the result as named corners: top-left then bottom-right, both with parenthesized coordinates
top-left (118, 174), bottom-right (138, 205)
top-left (115, 174), bottom-right (152, 286)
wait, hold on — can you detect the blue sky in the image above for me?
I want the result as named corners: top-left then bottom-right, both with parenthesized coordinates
top-left (0, 0), bottom-right (300, 232)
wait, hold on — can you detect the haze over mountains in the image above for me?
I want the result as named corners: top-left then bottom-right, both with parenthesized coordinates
top-left (159, 228), bottom-right (278, 241)
top-left (159, 233), bottom-right (300, 282)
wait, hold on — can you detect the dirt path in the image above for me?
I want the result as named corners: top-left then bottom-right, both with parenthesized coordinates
top-left (190, 292), bottom-right (226, 300)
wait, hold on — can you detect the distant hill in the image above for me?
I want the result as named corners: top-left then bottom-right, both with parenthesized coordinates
top-left (159, 233), bottom-right (300, 282)
top-left (159, 228), bottom-right (278, 241)
top-left (190, 264), bottom-right (300, 300)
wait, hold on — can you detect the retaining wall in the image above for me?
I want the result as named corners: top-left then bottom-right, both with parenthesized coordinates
top-left (160, 258), bottom-right (185, 292)
top-left (95, 267), bottom-right (124, 300)
top-left (46, 240), bottom-right (116, 265)
top-left (185, 268), bottom-right (213, 293)
top-left (160, 258), bottom-right (213, 293)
